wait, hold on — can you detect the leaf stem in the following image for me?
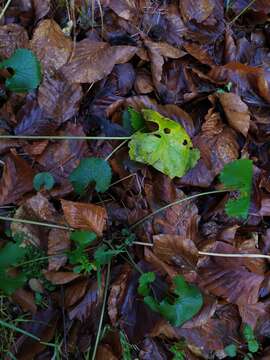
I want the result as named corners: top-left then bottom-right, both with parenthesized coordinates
top-left (198, 251), bottom-right (270, 260)
top-left (130, 189), bottom-right (228, 229)
top-left (229, 0), bottom-right (256, 24)
top-left (0, 215), bottom-right (71, 231)
top-left (0, 135), bottom-right (132, 140)
top-left (90, 261), bottom-right (111, 360)
top-left (105, 139), bottom-right (129, 161)
top-left (0, 319), bottom-right (41, 342)
top-left (0, 0), bottom-right (12, 21)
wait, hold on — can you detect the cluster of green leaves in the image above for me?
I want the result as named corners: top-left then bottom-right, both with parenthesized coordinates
top-left (220, 159), bottom-right (253, 219)
top-left (138, 272), bottom-right (203, 326)
top-left (224, 324), bottom-right (259, 359)
top-left (129, 109), bottom-right (200, 179)
top-left (0, 49), bottom-right (41, 93)
top-left (68, 230), bottom-right (132, 286)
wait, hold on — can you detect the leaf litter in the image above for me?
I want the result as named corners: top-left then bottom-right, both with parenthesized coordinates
top-left (0, 1), bottom-right (270, 359)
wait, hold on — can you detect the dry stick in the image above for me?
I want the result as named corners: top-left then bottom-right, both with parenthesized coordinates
top-left (0, 0), bottom-right (12, 21)
top-left (0, 135), bottom-right (131, 140)
top-left (130, 189), bottom-right (228, 230)
top-left (0, 215), bottom-right (71, 231)
top-left (199, 251), bottom-right (270, 260)
top-left (229, 0), bottom-right (256, 24)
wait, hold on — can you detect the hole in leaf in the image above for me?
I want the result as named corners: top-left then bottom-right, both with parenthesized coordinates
top-left (6, 67), bottom-right (15, 76)
top-left (182, 139), bottom-right (188, 146)
top-left (148, 121), bottom-right (159, 132)
top-left (164, 128), bottom-right (171, 134)
top-left (154, 134), bottom-right (162, 138)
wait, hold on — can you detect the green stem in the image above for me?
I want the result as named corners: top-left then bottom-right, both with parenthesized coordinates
top-left (229, 0), bottom-right (256, 24)
top-left (89, 261), bottom-right (111, 360)
top-left (0, 135), bottom-right (132, 140)
top-left (0, 215), bottom-right (71, 231)
top-left (0, 319), bottom-right (41, 342)
top-left (130, 189), bottom-right (228, 229)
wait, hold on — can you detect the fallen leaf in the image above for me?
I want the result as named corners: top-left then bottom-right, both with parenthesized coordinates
top-left (238, 302), bottom-right (268, 328)
top-left (33, 0), bottom-right (51, 21)
top-left (0, 152), bottom-right (35, 206)
top-left (108, 264), bottom-right (132, 325)
top-left (153, 234), bottom-right (198, 269)
top-left (69, 278), bottom-right (104, 327)
top-left (64, 278), bottom-right (89, 308)
top-left (198, 242), bottom-right (264, 305)
top-left (144, 38), bottom-right (186, 85)
top-left (96, 344), bottom-right (118, 360)
top-left (103, 0), bottom-right (137, 20)
top-left (61, 199), bottom-right (107, 236)
top-left (179, 108), bottom-right (239, 187)
top-left (0, 24), bottom-right (29, 59)
top-left (180, 0), bottom-right (216, 23)
top-left (218, 92), bottom-right (250, 136)
top-left (11, 288), bottom-right (37, 314)
top-left (44, 271), bottom-right (80, 285)
top-left (60, 39), bottom-right (137, 83)
top-left (30, 19), bottom-right (72, 74)
top-left (48, 229), bottom-right (70, 271)
top-left (38, 73), bottom-right (83, 123)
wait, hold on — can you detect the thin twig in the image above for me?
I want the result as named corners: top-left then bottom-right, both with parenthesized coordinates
top-left (0, 215), bottom-right (71, 231)
top-left (90, 261), bottom-right (111, 360)
top-left (0, 0), bottom-right (12, 21)
top-left (105, 139), bottom-right (129, 162)
top-left (229, 0), bottom-right (256, 24)
top-left (130, 189), bottom-right (228, 229)
top-left (0, 135), bottom-right (131, 140)
top-left (199, 251), bottom-right (270, 260)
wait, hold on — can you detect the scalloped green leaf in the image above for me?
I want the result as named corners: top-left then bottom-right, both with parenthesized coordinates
top-left (129, 109), bottom-right (200, 178)
top-left (33, 172), bottom-right (55, 191)
top-left (0, 49), bottom-right (42, 93)
top-left (69, 157), bottom-right (112, 194)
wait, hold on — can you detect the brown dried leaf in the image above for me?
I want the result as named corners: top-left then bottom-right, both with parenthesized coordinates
top-left (96, 345), bottom-right (118, 360)
top-left (179, 109), bottom-right (239, 187)
top-left (108, 265), bottom-right (132, 325)
top-left (60, 39), bottom-right (137, 83)
top-left (198, 242), bottom-right (264, 305)
top-left (139, 338), bottom-right (167, 360)
top-left (11, 288), bottom-right (37, 314)
top-left (238, 302), bottom-right (268, 328)
top-left (11, 193), bottom-right (62, 247)
top-left (103, 0), bottom-right (137, 20)
top-left (30, 19), bottom-right (72, 74)
top-left (38, 73), bottom-right (83, 123)
top-left (144, 38), bottom-right (186, 85)
top-left (180, 0), bottom-right (216, 23)
top-left (33, 0), bottom-right (51, 21)
top-left (0, 24), bottom-right (29, 58)
top-left (48, 229), bottom-right (70, 271)
top-left (61, 199), bottom-right (107, 236)
top-left (44, 271), bottom-right (80, 285)
top-left (218, 93), bottom-right (250, 136)
top-left (153, 234), bottom-right (198, 269)
top-left (134, 70), bottom-right (154, 94)
top-left (69, 278), bottom-right (104, 325)
top-left (0, 152), bottom-right (35, 206)
top-left (64, 278), bottom-right (89, 308)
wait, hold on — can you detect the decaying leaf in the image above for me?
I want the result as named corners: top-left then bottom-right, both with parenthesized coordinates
top-left (60, 40), bottom-right (137, 83)
top-left (61, 199), bottom-right (107, 236)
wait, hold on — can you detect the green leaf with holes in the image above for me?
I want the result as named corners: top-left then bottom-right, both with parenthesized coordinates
top-left (129, 109), bottom-right (200, 178)
top-left (69, 157), bottom-right (112, 194)
top-left (33, 172), bottom-right (55, 191)
top-left (123, 107), bottom-right (144, 133)
top-left (0, 49), bottom-right (42, 93)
